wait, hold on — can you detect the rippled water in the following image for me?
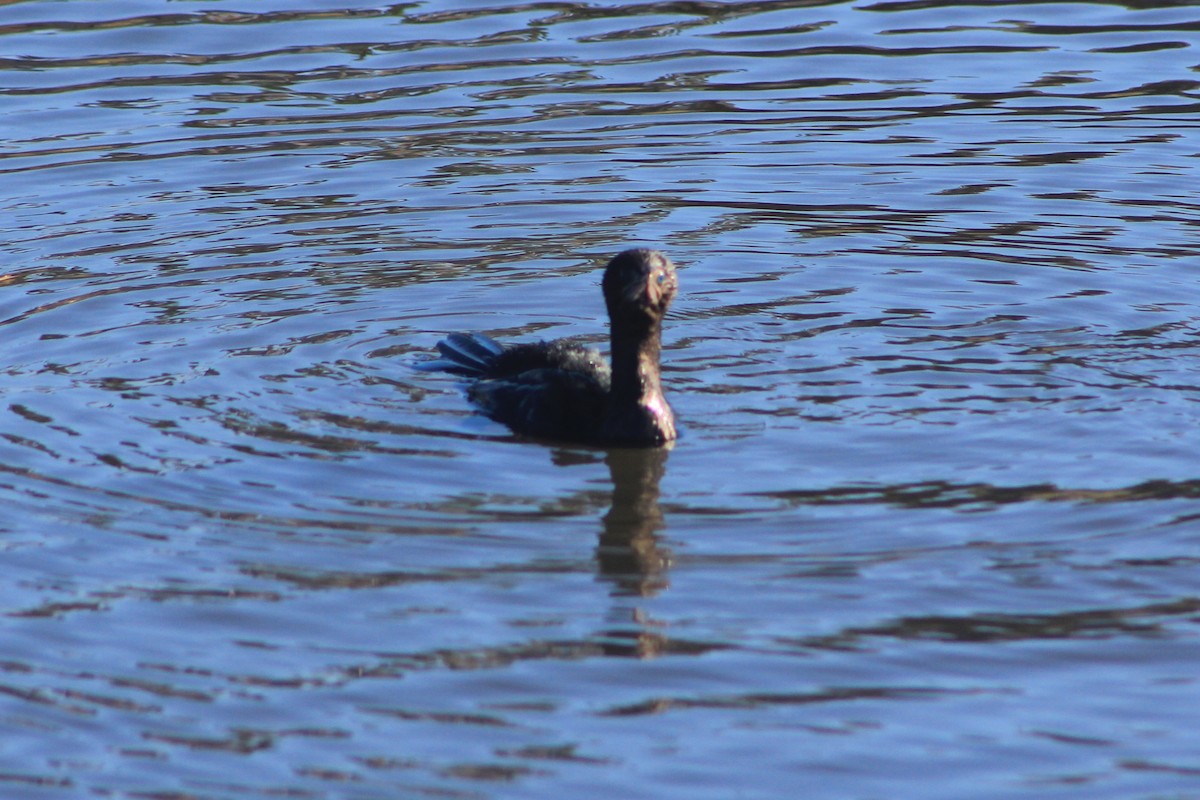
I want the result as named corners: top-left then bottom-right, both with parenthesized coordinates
top-left (4, 1), bottom-right (1200, 797)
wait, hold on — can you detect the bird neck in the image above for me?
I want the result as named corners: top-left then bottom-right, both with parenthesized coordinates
top-left (604, 316), bottom-right (675, 445)
top-left (610, 316), bottom-right (663, 402)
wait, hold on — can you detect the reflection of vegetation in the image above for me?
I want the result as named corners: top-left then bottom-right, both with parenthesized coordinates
top-left (753, 477), bottom-right (1200, 510)
top-left (797, 596), bottom-right (1200, 650)
top-left (409, 1), bottom-right (833, 30)
top-left (600, 684), bottom-right (950, 717)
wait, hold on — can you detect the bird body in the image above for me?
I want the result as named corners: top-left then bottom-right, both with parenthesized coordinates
top-left (428, 249), bottom-right (678, 447)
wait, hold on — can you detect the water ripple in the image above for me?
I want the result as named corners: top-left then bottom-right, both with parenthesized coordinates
top-left (4, 1), bottom-right (1200, 798)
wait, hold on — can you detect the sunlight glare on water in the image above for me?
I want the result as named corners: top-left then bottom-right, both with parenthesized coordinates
top-left (3, 1), bottom-right (1200, 798)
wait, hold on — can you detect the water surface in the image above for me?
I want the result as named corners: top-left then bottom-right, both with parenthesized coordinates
top-left (3, 1), bottom-right (1200, 798)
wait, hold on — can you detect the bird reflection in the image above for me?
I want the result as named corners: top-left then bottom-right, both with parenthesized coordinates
top-left (596, 446), bottom-right (671, 597)
top-left (548, 444), bottom-right (673, 657)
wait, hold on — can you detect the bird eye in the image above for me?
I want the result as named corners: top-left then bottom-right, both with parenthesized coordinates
top-left (656, 272), bottom-right (666, 285)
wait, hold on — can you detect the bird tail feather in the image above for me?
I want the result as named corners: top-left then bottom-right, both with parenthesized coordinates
top-left (419, 332), bottom-right (504, 376)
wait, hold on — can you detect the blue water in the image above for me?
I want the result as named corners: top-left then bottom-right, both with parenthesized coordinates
top-left (3, 1), bottom-right (1200, 798)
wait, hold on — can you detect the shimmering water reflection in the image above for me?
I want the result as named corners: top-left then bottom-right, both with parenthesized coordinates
top-left (3, 1), bottom-right (1200, 798)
